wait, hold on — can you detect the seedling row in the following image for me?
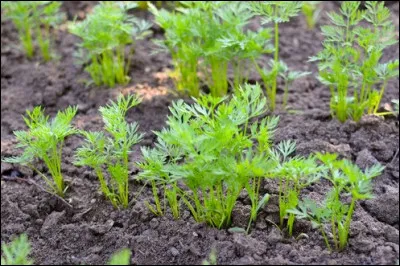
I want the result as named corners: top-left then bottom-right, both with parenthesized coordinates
top-left (1, 1), bottom-right (399, 265)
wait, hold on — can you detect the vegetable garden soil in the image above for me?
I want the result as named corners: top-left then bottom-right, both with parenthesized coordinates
top-left (1, 2), bottom-right (399, 265)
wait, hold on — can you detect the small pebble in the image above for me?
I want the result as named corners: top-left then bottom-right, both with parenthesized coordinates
top-left (170, 247), bottom-right (180, 257)
top-left (150, 218), bottom-right (159, 229)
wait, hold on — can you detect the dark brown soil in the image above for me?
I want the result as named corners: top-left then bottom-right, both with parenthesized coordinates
top-left (1, 2), bottom-right (399, 265)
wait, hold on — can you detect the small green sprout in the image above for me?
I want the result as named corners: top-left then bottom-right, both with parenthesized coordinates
top-left (1, 1), bottom-right (64, 61)
top-left (279, 61), bottom-right (311, 108)
top-left (289, 153), bottom-right (384, 251)
top-left (2, 106), bottom-right (78, 197)
top-left (301, 1), bottom-right (321, 29)
top-left (202, 248), bottom-right (217, 265)
top-left (271, 141), bottom-right (325, 236)
top-left (108, 249), bottom-right (131, 265)
top-left (138, 84), bottom-right (279, 229)
top-left (310, 1), bottom-right (398, 122)
top-left (249, 1), bottom-right (304, 111)
top-left (69, 2), bottom-right (152, 87)
top-left (1, 234), bottom-right (33, 265)
top-left (75, 94), bottom-right (143, 208)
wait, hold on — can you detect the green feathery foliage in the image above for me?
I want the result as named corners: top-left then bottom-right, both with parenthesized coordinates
top-left (249, 1), bottom-right (308, 111)
top-left (310, 1), bottom-right (398, 122)
top-left (150, 2), bottom-right (271, 97)
top-left (138, 84), bottom-right (280, 229)
top-left (1, 234), bottom-right (33, 265)
top-left (288, 152), bottom-right (384, 251)
top-left (270, 142), bottom-right (326, 236)
top-left (69, 2), bottom-right (152, 87)
top-left (1, 1), bottom-right (64, 61)
top-left (2, 106), bottom-right (77, 197)
top-left (75, 94), bottom-right (143, 208)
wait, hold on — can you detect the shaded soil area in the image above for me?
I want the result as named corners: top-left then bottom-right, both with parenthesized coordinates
top-left (1, 2), bottom-right (399, 265)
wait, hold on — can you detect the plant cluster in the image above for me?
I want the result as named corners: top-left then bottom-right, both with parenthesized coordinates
top-left (271, 142), bottom-right (326, 236)
top-left (69, 2), bottom-right (152, 87)
top-left (1, 1), bottom-right (64, 61)
top-left (150, 2), bottom-right (271, 97)
top-left (289, 153), bottom-right (384, 251)
top-left (1, 87), bottom-right (386, 251)
top-left (249, 1), bottom-right (310, 111)
top-left (138, 84), bottom-right (278, 228)
top-left (74, 94), bottom-right (143, 208)
top-left (2, 106), bottom-right (77, 197)
top-left (311, 1), bottom-right (399, 122)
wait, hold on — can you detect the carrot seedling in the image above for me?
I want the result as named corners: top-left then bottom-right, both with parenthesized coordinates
top-left (1, 234), bottom-right (33, 266)
top-left (69, 2), bottom-right (152, 88)
top-left (138, 84), bottom-right (279, 229)
top-left (271, 141), bottom-right (325, 236)
top-left (1, 1), bottom-right (64, 61)
top-left (74, 94), bottom-right (143, 208)
top-left (249, 1), bottom-right (304, 111)
top-left (2, 106), bottom-right (77, 197)
top-left (310, 1), bottom-right (398, 122)
top-left (279, 61), bottom-right (311, 108)
top-left (150, 2), bottom-right (270, 97)
top-left (289, 153), bottom-right (384, 251)
top-left (301, 1), bottom-right (321, 29)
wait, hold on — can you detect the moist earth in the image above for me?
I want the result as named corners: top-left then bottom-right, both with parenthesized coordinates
top-left (1, 2), bottom-right (399, 265)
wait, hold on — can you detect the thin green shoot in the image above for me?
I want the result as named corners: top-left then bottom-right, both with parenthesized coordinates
top-left (249, 2), bottom-right (303, 111)
top-left (74, 94), bottom-right (143, 208)
top-left (2, 106), bottom-right (78, 197)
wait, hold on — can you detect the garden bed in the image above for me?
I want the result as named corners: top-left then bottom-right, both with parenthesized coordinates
top-left (1, 2), bottom-right (399, 265)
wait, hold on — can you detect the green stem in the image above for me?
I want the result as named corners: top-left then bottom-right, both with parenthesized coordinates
top-left (373, 79), bottom-right (387, 114)
top-left (320, 225), bottom-right (332, 252)
top-left (96, 168), bottom-right (111, 198)
top-left (271, 20), bottom-right (280, 111)
top-left (341, 198), bottom-right (356, 250)
top-left (283, 82), bottom-right (289, 108)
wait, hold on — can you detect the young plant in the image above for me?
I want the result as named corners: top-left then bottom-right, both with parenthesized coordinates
top-left (202, 248), bottom-right (218, 265)
top-left (2, 106), bottom-right (78, 197)
top-left (1, 234), bottom-right (33, 265)
top-left (138, 84), bottom-right (279, 229)
top-left (1, 1), bottom-right (64, 61)
top-left (289, 153), bottom-right (384, 251)
top-left (310, 1), bottom-right (398, 122)
top-left (249, 1), bottom-right (304, 111)
top-left (301, 1), bottom-right (321, 29)
top-left (150, 2), bottom-right (270, 97)
top-left (271, 141), bottom-right (325, 236)
top-left (69, 2), bottom-right (152, 87)
top-left (279, 61), bottom-right (311, 108)
top-left (74, 94), bottom-right (143, 208)
top-left (108, 249), bottom-right (131, 265)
